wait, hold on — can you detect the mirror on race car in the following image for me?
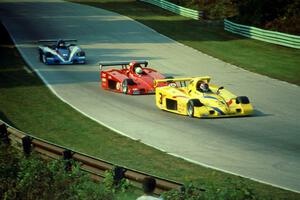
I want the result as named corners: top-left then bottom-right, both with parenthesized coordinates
top-left (217, 86), bottom-right (224, 94)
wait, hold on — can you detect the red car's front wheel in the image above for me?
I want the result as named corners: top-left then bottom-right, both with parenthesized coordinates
top-left (122, 79), bottom-right (129, 94)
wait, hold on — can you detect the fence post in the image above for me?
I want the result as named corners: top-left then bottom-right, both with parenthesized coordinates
top-left (0, 123), bottom-right (10, 144)
top-left (22, 136), bottom-right (32, 155)
top-left (63, 150), bottom-right (73, 171)
top-left (203, 11), bottom-right (208, 20)
top-left (113, 166), bottom-right (126, 186)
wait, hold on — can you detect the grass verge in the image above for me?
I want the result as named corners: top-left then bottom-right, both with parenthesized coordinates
top-left (70, 0), bottom-right (300, 85)
top-left (0, 6), bottom-right (299, 200)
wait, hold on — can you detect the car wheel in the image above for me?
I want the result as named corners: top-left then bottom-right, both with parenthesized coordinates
top-left (39, 51), bottom-right (43, 62)
top-left (122, 79), bottom-right (129, 94)
top-left (187, 101), bottom-right (194, 117)
top-left (159, 93), bottom-right (163, 104)
top-left (42, 54), bottom-right (47, 64)
top-left (187, 99), bottom-right (203, 117)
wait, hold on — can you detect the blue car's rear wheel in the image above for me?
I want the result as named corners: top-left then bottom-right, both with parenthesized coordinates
top-left (39, 50), bottom-right (43, 62)
top-left (39, 51), bottom-right (48, 64)
top-left (42, 55), bottom-right (46, 63)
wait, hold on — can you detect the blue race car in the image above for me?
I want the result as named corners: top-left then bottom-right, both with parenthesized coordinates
top-left (38, 39), bottom-right (86, 64)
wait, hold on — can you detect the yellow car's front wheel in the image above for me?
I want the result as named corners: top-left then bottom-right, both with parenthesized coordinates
top-left (187, 101), bottom-right (194, 117)
top-left (187, 99), bottom-right (203, 118)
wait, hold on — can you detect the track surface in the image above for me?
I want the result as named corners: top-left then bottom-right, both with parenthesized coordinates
top-left (1, 0), bottom-right (300, 192)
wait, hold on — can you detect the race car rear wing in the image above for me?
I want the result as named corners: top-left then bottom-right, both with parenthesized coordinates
top-left (38, 39), bottom-right (77, 43)
top-left (154, 76), bottom-right (211, 88)
top-left (154, 77), bottom-right (192, 88)
top-left (99, 61), bottom-right (148, 70)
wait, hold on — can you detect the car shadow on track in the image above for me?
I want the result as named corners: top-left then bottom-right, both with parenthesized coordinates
top-left (251, 109), bottom-right (273, 118)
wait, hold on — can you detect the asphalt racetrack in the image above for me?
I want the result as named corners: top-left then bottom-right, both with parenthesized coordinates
top-left (1, 0), bottom-right (300, 192)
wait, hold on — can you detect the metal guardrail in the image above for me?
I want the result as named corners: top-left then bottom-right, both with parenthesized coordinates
top-left (0, 121), bottom-right (182, 195)
top-left (224, 19), bottom-right (300, 49)
top-left (138, 0), bottom-right (300, 49)
top-left (140, 0), bottom-right (203, 20)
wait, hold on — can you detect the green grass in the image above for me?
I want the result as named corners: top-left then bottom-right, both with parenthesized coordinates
top-left (0, 5), bottom-right (300, 200)
top-left (70, 0), bottom-right (300, 85)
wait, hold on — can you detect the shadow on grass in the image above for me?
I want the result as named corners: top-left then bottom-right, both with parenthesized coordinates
top-left (0, 111), bottom-right (17, 129)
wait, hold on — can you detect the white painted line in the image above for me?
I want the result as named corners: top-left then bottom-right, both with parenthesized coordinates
top-left (23, 66), bottom-right (33, 74)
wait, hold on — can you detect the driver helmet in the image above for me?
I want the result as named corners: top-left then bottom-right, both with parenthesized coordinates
top-left (57, 40), bottom-right (65, 48)
top-left (135, 66), bottom-right (143, 74)
top-left (199, 82), bottom-right (209, 92)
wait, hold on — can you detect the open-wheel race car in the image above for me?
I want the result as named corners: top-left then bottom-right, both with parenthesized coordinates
top-left (154, 76), bottom-right (253, 118)
top-left (38, 39), bottom-right (86, 64)
top-left (99, 61), bottom-right (168, 95)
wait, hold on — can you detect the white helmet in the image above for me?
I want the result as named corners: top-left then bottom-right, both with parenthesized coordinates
top-left (135, 67), bottom-right (143, 74)
top-left (200, 82), bottom-right (209, 92)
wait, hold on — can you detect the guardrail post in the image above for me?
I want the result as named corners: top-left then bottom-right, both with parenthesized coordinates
top-left (22, 136), bottom-right (32, 155)
top-left (113, 166), bottom-right (126, 186)
top-left (202, 11), bottom-right (207, 20)
top-left (0, 123), bottom-right (10, 144)
top-left (63, 150), bottom-right (73, 171)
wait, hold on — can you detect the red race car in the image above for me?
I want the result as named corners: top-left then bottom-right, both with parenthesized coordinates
top-left (99, 61), bottom-right (167, 95)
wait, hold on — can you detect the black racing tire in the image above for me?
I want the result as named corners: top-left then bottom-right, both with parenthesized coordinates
top-left (236, 96), bottom-right (250, 104)
top-left (39, 50), bottom-right (43, 62)
top-left (122, 79), bottom-right (128, 94)
top-left (42, 54), bottom-right (47, 64)
top-left (122, 79), bottom-right (135, 94)
top-left (187, 99), bottom-right (203, 118)
top-left (75, 51), bottom-right (85, 57)
top-left (187, 101), bottom-right (194, 117)
top-left (158, 93), bottom-right (163, 104)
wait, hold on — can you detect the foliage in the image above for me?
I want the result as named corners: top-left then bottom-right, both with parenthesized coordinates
top-left (263, 0), bottom-right (300, 35)
top-left (0, 143), bottom-right (20, 200)
top-left (1, 143), bottom-right (258, 200)
top-left (0, 144), bottom-right (114, 200)
top-left (168, 0), bottom-right (300, 34)
top-left (102, 167), bottom-right (130, 194)
top-left (236, 0), bottom-right (287, 24)
top-left (162, 178), bottom-right (258, 200)
top-left (162, 182), bottom-right (205, 200)
top-left (202, 0), bottom-right (237, 20)
top-left (234, 0), bottom-right (300, 34)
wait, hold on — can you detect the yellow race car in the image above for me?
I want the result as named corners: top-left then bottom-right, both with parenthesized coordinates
top-left (154, 76), bottom-right (253, 118)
